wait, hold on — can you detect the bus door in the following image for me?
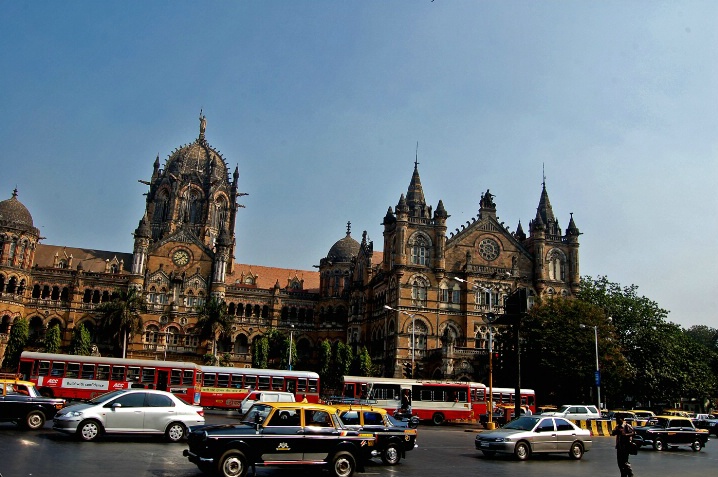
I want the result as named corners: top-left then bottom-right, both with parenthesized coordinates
top-left (343, 383), bottom-right (356, 399)
top-left (157, 370), bottom-right (168, 391)
top-left (285, 378), bottom-right (297, 395)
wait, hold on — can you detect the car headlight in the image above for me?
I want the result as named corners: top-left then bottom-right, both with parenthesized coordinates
top-left (495, 437), bottom-right (511, 442)
top-left (65, 411), bottom-right (84, 417)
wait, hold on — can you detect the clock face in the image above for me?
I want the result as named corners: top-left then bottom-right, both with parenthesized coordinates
top-left (478, 238), bottom-right (500, 261)
top-left (172, 250), bottom-right (190, 266)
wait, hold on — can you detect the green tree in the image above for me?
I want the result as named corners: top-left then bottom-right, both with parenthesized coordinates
top-left (220, 352), bottom-right (233, 367)
top-left (352, 346), bottom-right (374, 377)
top-left (329, 341), bottom-right (353, 391)
top-left (501, 296), bottom-right (627, 407)
top-left (194, 296), bottom-right (230, 358)
top-left (279, 330), bottom-right (298, 370)
top-left (252, 335), bottom-right (269, 369)
top-left (96, 287), bottom-right (147, 358)
top-left (68, 323), bottom-right (92, 356)
top-left (2, 318), bottom-right (29, 371)
top-left (43, 324), bottom-right (62, 354)
top-left (317, 339), bottom-right (332, 389)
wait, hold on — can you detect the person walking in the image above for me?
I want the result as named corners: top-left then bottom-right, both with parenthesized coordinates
top-left (612, 416), bottom-right (636, 477)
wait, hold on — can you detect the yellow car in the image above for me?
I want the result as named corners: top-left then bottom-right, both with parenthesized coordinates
top-left (0, 374), bottom-right (66, 429)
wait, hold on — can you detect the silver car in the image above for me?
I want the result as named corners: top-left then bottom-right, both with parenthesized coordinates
top-left (53, 389), bottom-right (205, 442)
top-left (475, 415), bottom-right (592, 460)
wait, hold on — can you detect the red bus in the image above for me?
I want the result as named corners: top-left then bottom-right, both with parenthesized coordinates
top-left (199, 365), bottom-right (320, 409)
top-left (341, 376), bottom-right (474, 425)
top-left (18, 351), bottom-right (202, 405)
top-left (468, 383), bottom-right (537, 415)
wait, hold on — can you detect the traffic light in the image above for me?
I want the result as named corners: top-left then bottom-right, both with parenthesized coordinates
top-left (486, 312), bottom-right (497, 323)
top-left (403, 362), bottom-right (413, 378)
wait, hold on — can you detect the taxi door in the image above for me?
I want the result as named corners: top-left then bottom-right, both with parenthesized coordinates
top-left (258, 407), bottom-right (304, 462)
top-left (302, 408), bottom-right (340, 462)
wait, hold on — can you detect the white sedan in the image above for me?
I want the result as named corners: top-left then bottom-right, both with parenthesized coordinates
top-left (53, 389), bottom-right (205, 442)
top-left (475, 415), bottom-right (592, 460)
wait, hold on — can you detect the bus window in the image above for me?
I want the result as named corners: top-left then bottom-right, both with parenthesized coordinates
top-left (170, 369), bottom-right (182, 385)
top-left (81, 364), bottom-right (95, 379)
top-left (297, 379), bottom-right (307, 392)
top-left (127, 367), bottom-right (141, 382)
top-left (203, 373), bottom-right (216, 386)
top-left (343, 383), bottom-right (356, 398)
top-left (142, 368), bottom-right (156, 383)
top-left (373, 384), bottom-right (399, 400)
top-left (35, 361), bottom-right (49, 377)
top-left (229, 374), bottom-right (241, 388)
top-left (97, 365), bottom-right (110, 380)
top-left (258, 376), bottom-right (270, 390)
top-left (308, 379), bottom-right (318, 393)
top-left (51, 362), bottom-right (66, 377)
top-left (184, 370), bottom-right (195, 386)
top-left (244, 375), bottom-right (256, 389)
top-left (66, 363), bottom-right (80, 378)
top-left (216, 373), bottom-right (230, 388)
top-left (271, 377), bottom-right (284, 391)
top-left (111, 366), bottom-right (125, 381)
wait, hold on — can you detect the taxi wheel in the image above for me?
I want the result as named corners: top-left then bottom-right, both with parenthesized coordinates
top-left (569, 441), bottom-right (584, 460)
top-left (25, 411), bottom-right (45, 430)
top-left (165, 422), bottom-right (186, 442)
top-left (330, 451), bottom-right (356, 477)
top-left (514, 441), bottom-right (530, 461)
top-left (653, 438), bottom-right (664, 451)
top-left (78, 419), bottom-right (102, 442)
top-left (218, 450), bottom-right (248, 477)
top-left (381, 443), bottom-right (401, 465)
top-left (691, 439), bottom-right (702, 452)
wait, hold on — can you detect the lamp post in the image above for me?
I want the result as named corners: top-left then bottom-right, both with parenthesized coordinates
top-left (453, 277), bottom-right (496, 429)
top-left (288, 324), bottom-right (294, 371)
top-left (581, 323), bottom-right (600, 411)
top-left (384, 305), bottom-right (418, 378)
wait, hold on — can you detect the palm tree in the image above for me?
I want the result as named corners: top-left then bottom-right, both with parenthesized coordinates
top-left (96, 287), bottom-right (147, 358)
top-left (195, 296), bottom-right (231, 358)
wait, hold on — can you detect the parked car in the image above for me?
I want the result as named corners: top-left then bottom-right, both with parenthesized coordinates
top-left (52, 389), bottom-right (205, 442)
top-left (540, 404), bottom-right (601, 421)
top-left (475, 415), bottom-right (592, 460)
top-left (333, 403), bottom-right (418, 465)
top-left (633, 416), bottom-right (709, 451)
top-left (239, 391), bottom-right (295, 415)
top-left (0, 375), bottom-right (66, 429)
top-left (184, 402), bottom-right (373, 477)
top-left (605, 410), bottom-right (638, 424)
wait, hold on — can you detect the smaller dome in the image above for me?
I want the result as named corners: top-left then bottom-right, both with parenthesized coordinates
top-left (327, 222), bottom-right (360, 262)
top-left (0, 189), bottom-right (34, 228)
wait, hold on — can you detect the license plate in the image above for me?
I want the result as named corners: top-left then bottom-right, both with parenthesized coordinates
top-left (480, 442), bottom-right (489, 448)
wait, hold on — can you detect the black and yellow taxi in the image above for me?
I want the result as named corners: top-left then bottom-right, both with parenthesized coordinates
top-left (0, 373), bottom-right (66, 429)
top-left (184, 401), bottom-right (373, 477)
top-left (333, 403), bottom-right (418, 465)
top-left (634, 415), bottom-right (709, 451)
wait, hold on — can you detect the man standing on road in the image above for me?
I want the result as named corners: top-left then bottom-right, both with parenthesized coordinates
top-left (612, 416), bottom-right (635, 477)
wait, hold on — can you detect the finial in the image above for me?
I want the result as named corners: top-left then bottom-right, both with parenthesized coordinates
top-left (12, 187), bottom-right (18, 199)
top-left (346, 221), bottom-right (351, 236)
top-left (542, 163), bottom-right (546, 188)
top-left (199, 109), bottom-right (206, 136)
top-left (415, 141), bottom-right (419, 168)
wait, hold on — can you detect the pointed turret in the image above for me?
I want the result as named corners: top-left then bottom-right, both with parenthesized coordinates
top-left (566, 212), bottom-right (580, 236)
top-left (406, 160), bottom-right (429, 218)
top-left (515, 220), bottom-right (526, 241)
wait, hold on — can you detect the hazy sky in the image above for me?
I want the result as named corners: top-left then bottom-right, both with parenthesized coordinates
top-left (2, 1), bottom-right (716, 328)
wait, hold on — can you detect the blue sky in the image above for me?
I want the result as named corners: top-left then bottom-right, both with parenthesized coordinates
top-left (2, 1), bottom-right (716, 328)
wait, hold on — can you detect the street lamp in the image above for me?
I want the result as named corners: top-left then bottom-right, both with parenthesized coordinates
top-left (453, 277), bottom-right (497, 429)
top-left (384, 305), bottom-right (418, 378)
top-left (580, 323), bottom-right (600, 411)
top-left (288, 324), bottom-right (294, 371)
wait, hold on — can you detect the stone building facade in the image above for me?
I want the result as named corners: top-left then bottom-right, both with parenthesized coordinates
top-left (0, 115), bottom-right (580, 383)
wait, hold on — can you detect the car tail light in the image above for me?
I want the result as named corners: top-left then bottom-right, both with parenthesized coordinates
top-left (196, 408), bottom-right (204, 417)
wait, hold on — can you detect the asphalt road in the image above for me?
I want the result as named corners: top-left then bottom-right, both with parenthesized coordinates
top-left (0, 412), bottom-right (716, 477)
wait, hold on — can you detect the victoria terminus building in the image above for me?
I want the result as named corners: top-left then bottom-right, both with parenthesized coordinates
top-left (0, 115), bottom-right (580, 380)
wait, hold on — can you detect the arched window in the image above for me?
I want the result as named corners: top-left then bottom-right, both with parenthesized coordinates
top-left (189, 190), bottom-right (202, 224)
top-left (166, 326), bottom-right (180, 345)
top-left (145, 325), bottom-right (159, 343)
top-left (408, 319), bottom-right (428, 354)
top-left (547, 249), bottom-right (566, 281)
top-left (32, 284), bottom-right (41, 299)
top-left (154, 190), bottom-right (170, 222)
top-left (411, 277), bottom-right (428, 307)
top-left (410, 235), bottom-right (429, 266)
top-left (234, 334), bottom-right (249, 354)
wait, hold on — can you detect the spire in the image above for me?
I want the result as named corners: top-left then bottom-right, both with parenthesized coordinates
top-left (406, 155), bottom-right (427, 217)
top-left (566, 212), bottom-right (580, 236)
top-left (536, 182), bottom-right (556, 225)
top-left (515, 220), bottom-right (526, 241)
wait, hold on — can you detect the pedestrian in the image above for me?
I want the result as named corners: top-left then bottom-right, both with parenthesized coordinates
top-left (612, 416), bottom-right (636, 477)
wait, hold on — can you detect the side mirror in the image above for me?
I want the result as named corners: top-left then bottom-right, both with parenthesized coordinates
top-left (112, 402), bottom-right (122, 409)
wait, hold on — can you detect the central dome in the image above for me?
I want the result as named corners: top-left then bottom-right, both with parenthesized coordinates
top-left (164, 113), bottom-right (229, 184)
top-left (327, 224), bottom-right (360, 263)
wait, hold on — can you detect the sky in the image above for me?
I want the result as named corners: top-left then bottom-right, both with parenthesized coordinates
top-left (1, 1), bottom-right (716, 328)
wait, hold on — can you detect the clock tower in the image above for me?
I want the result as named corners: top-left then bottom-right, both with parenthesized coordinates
top-left (131, 113), bottom-right (243, 317)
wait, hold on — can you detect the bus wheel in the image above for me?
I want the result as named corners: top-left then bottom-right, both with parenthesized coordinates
top-left (431, 413), bottom-right (445, 425)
